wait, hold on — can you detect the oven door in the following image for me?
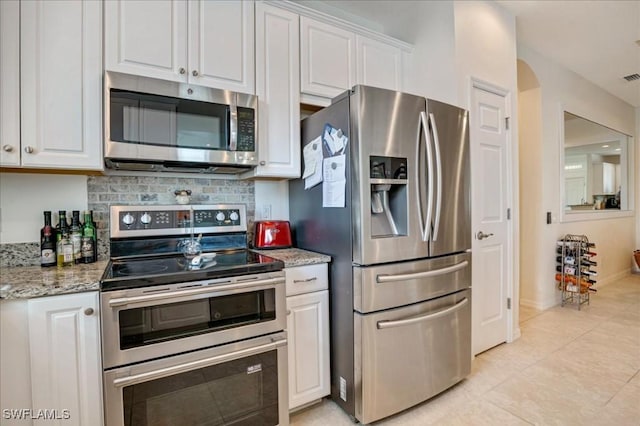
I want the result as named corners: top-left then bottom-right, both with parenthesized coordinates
top-left (101, 272), bottom-right (286, 369)
top-left (104, 332), bottom-right (289, 426)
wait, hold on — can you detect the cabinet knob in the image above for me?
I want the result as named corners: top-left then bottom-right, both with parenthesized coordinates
top-left (192, 70), bottom-right (199, 77)
top-left (2, 144), bottom-right (13, 152)
top-left (259, 160), bottom-right (266, 166)
top-left (24, 146), bottom-right (34, 154)
top-left (84, 307), bottom-right (94, 316)
top-left (179, 67), bottom-right (186, 75)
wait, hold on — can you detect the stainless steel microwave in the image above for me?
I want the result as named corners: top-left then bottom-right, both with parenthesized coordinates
top-left (104, 71), bottom-right (258, 174)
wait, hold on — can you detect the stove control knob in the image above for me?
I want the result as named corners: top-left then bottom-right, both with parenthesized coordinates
top-left (140, 212), bottom-right (152, 226)
top-left (229, 211), bottom-right (239, 221)
top-left (122, 213), bottom-right (136, 227)
top-left (215, 211), bottom-right (226, 222)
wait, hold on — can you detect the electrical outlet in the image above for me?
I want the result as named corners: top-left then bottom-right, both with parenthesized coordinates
top-left (339, 377), bottom-right (347, 401)
top-left (260, 204), bottom-right (272, 220)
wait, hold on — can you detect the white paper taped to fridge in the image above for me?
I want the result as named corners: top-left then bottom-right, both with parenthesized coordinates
top-left (303, 136), bottom-right (323, 189)
top-left (322, 154), bottom-right (346, 208)
top-left (323, 124), bottom-right (348, 155)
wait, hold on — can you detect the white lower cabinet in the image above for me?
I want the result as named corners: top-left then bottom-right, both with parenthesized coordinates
top-left (28, 292), bottom-right (103, 426)
top-left (285, 264), bottom-right (330, 410)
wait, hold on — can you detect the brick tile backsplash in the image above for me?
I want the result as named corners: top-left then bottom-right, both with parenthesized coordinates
top-left (0, 175), bottom-right (256, 267)
top-left (88, 175), bottom-right (255, 259)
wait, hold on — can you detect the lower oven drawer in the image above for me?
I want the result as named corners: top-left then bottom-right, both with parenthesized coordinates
top-left (354, 289), bottom-right (471, 424)
top-left (104, 332), bottom-right (289, 426)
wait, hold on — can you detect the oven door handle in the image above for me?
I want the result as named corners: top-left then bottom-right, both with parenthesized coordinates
top-left (112, 336), bottom-right (288, 388)
top-left (108, 277), bottom-right (284, 308)
top-left (377, 297), bottom-right (468, 329)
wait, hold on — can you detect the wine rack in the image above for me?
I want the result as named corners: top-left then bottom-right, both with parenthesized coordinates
top-left (555, 234), bottom-right (597, 309)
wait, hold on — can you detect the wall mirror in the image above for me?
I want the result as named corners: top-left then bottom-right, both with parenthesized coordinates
top-left (562, 111), bottom-right (632, 214)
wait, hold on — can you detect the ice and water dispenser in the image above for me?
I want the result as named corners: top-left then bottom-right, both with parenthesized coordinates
top-left (370, 156), bottom-right (408, 237)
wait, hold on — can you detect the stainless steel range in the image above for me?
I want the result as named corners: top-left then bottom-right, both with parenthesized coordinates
top-left (100, 204), bottom-right (288, 426)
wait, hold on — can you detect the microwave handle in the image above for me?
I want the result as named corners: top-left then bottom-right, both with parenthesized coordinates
top-left (229, 94), bottom-right (238, 151)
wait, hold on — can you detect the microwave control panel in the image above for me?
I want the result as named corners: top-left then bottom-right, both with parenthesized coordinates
top-left (236, 107), bottom-right (255, 152)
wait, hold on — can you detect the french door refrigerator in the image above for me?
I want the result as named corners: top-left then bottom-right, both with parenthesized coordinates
top-left (289, 85), bottom-right (471, 424)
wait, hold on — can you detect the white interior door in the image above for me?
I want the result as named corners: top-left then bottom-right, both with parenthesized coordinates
top-left (471, 84), bottom-right (511, 355)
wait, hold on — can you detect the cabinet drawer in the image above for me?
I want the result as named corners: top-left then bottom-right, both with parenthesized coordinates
top-left (285, 263), bottom-right (328, 296)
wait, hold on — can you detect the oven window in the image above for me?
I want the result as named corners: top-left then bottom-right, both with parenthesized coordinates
top-left (122, 350), bottom-right (279, 426)
top-left (119, 289), bottom-right (276, 350)
top-left (110, 89), bottom-right (229, 150)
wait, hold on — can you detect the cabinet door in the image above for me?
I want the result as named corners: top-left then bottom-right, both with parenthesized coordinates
top-left (28, 292), bottom-right (103, 426)
top-left (356, 35), bottom-right (403, 91)
top-left (250, 3), bottom-right (300, 178)
top-left (300, 17), bottom-right (356, 99)
top-left (105, 0), bottom-right (188, 82)
top-left (20, 0), bottom-right (103, 170)
top-left (188, 0), bottom-right (255, 93)
top-left (286, 290), bottom-right (330, 410)
top-left (0, 0), bottom-right (20, 167)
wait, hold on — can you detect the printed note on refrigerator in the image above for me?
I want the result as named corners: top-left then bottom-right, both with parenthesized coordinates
top-left (303, 136), bottom-right (323, 189)
top-left (322, 124), bottom-right (348, 155)
top-left (322, 154), bottom-right (346, 208)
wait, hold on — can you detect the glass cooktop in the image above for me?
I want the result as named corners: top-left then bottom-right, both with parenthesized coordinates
top-left (101, 249), bottom-right (284, 291)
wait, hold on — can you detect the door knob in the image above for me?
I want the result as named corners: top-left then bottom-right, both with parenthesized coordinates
top-left (476, 231), bottom-right (494, 240)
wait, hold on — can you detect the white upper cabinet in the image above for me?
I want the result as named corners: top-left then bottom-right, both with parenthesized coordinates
top-left (356, 35), bottom-right (403, 92)
top-left (18, 0), bottom-right (103, 170)
top-left (189, 0), bottom-right (255, 93)
top-left (104, 0), bottom-right (188, 83)
top-left (105, 0), bottom-right (255, 93)
top-left (244, 2), bottom-right (300, 178)
top-left (0, 0), bottom-right (20, 167)
top-left (300, 16), bottom-right (356, 101)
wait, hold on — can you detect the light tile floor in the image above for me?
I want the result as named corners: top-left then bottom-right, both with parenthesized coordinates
top-left (290, 274), bottom-right (640, 425)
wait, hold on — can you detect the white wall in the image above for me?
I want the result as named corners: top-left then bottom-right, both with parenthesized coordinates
top-left (254, 180), bottom-right (290, 220)
top-left (0, 173), bottom-right (88, 243)
top-left (401, 1), bottom-right (457, 104)
top-left (637, 107), bottom-right (640, 250)
top-left (517, 45), bottom-right (637, 309)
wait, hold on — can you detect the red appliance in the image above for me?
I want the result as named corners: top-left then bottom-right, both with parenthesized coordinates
top-left (254, 221), bottom-right (292, 249)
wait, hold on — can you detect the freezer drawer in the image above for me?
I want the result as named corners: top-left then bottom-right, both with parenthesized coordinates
top-left (354, 289), bottom-right (471, 424)
top-left (353, 252), bottom-right (470, 313)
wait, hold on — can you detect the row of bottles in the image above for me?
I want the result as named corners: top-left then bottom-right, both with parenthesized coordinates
top-left (41, 210), bottom-right (98, 267)
top-left (555, 236), bottom-right (597, 307)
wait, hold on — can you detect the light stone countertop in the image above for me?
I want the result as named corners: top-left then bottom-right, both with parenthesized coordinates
top-left (252, 248), bottom-right (331, 268)
top-left (0, 260), bottom-right (107, 300)
top-left (0, 249), bottom-right (329, 300)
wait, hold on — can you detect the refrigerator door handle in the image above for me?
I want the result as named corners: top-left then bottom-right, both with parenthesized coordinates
top-left (429, 112), bottom-right (443, 242)
top-left (420, 111), bottom-right (434, 242)
top-left (376, 297), bottom-right (469, 329)
top-left (376, 260), bottom-right (469, 283)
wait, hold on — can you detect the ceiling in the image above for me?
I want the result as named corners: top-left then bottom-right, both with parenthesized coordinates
top-left (296, 1), bottom-right (640, 107)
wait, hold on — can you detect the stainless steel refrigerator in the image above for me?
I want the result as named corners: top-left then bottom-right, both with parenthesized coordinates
top-left (289, 86), bottom-right (471, 424)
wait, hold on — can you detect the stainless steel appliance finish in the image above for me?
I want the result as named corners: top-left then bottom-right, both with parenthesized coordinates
top-left (103, 331), bottom-right (289, 426)
top-left (104, 71), bottom-right (258, 173)
top-left (101, 271), bottom-right (286, 369)
top-left (101, 204), bottom-right (288, 425)
top-left (353, 252), bottom-right (470, 313)
top-left (354, 289), bottom-right (471, 424)
top-left (289, 85), bottom-right (471, 424)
